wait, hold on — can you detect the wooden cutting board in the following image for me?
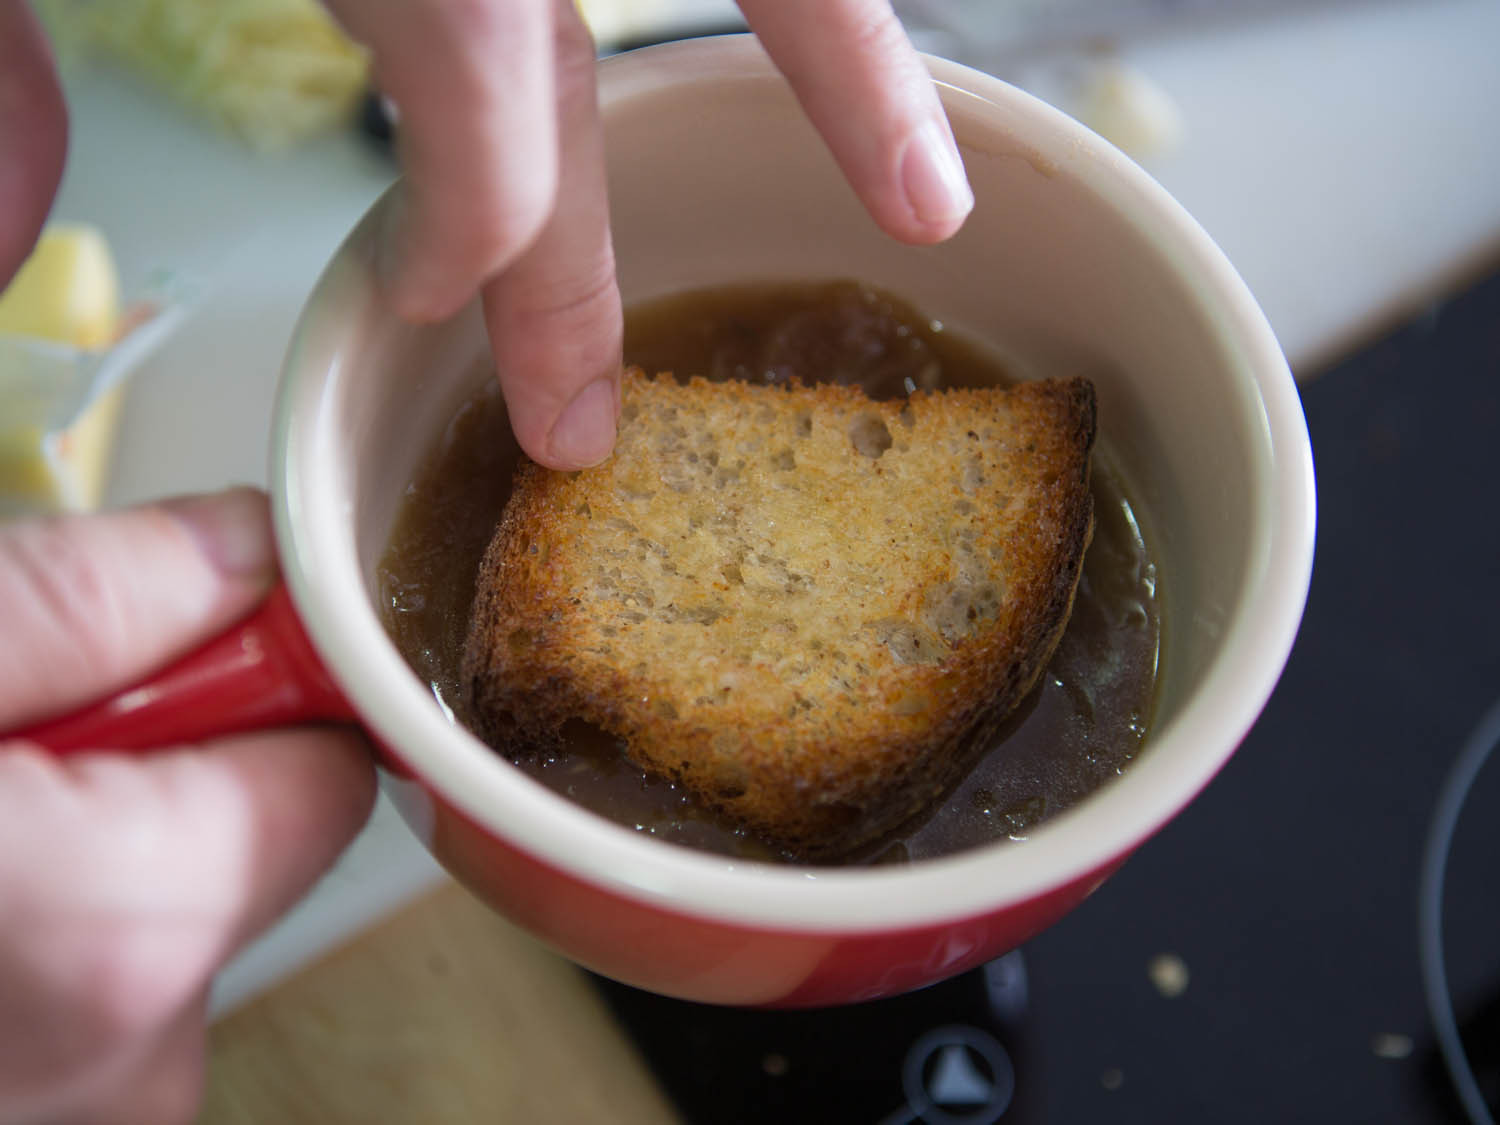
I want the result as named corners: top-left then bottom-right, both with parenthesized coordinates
top-left (199, 881), bottom-right (680, 1124)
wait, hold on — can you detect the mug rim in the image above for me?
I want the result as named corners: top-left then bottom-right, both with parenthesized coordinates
top-left (272, 35), bottom-right (1315, 934)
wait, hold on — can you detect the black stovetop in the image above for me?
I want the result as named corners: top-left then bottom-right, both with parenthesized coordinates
top-left (593, 267), bottom-right (1500, 1124)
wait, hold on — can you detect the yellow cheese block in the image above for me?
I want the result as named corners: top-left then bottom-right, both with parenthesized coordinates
top-left (0, 224), bottom-right (125, 514)
top-left (0, 224), bottom-right (120, 348)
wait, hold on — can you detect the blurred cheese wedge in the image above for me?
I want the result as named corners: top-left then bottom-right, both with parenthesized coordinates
top-left (0, 225), bottom-right (119, 348)
top-left (1069, 61), bottom-right (1185, 161)
top-left (0, 224), bottom-right (126, 515)
top-left (38, 0), bottom-right (369, 151)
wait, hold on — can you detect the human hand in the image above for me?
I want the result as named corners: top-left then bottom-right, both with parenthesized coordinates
top-left (0, 490), bottom-right (375, 1125)
top-left (327, 0), bottom-right (974, 471)
top-left (0, 0), bottom-right (67, 288)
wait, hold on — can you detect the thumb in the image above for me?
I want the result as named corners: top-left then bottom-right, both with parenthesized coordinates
top-left (0, 488), bottom-right (277, 730)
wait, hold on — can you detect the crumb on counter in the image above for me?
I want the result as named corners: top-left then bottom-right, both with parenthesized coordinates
top-left (1371, 1032), bottom-right (1414, 1060)
top-left (1147, 952), bottom-right (1190, 998)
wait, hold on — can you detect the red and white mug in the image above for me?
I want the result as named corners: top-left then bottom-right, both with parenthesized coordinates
top-left (13, 37), bottom-right (1315, 1007)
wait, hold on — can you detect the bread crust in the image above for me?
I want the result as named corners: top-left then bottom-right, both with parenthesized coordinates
top-left (462, 368), bottom-right (1096, 858)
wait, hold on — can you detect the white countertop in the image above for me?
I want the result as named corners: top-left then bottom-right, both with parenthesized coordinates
top-left (42, 0), bottom-right (1500, 1012)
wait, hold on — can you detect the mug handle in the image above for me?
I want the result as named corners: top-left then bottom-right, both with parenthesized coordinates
top-left (7, 581), bottom-right (356, 756)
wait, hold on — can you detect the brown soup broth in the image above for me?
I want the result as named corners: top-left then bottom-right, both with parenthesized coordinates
top-left (376, 281), bottom-right (1161, 865)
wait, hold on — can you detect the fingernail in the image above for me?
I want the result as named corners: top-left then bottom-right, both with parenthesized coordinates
top-left (161, 488), bottom-right (276, 581)
top-left (901, 119), bottom-right (974, 227)
top-left (548, 377), bottom-right (618, 468)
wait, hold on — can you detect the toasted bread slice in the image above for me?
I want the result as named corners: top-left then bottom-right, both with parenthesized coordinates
top-left (462, 367), bottom-right (1096, 858)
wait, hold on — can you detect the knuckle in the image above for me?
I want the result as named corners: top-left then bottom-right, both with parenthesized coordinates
top-left (473, 188), bottom-right (554, 269)
top-left (76, 924), bottom-right (209, 1045)
top-left (420, 166), bottom-right (556, 286)
top-left (0, 516), bottom-right (133, 687)
top-left (492, 258), bottom-right (622, 382)
top-left (517, 256), bottom-right (620, 327)
top-left (406, 190), bottom-right (551, 299)
top-left (60, 815), bottom-right (223, 1047)
top-left (843, 3), bottom-right (909, 59)
top-left (432, 0), bottom-right (509, 51)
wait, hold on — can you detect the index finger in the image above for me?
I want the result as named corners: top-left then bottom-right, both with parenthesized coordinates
top-left (738, 0), bottom-right (973, 244)
top-left (483, 0), bottom-right (622, 471)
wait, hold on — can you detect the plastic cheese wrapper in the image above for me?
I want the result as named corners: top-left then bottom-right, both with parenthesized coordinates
top-left (0, 226), bottom-right (188, 517)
